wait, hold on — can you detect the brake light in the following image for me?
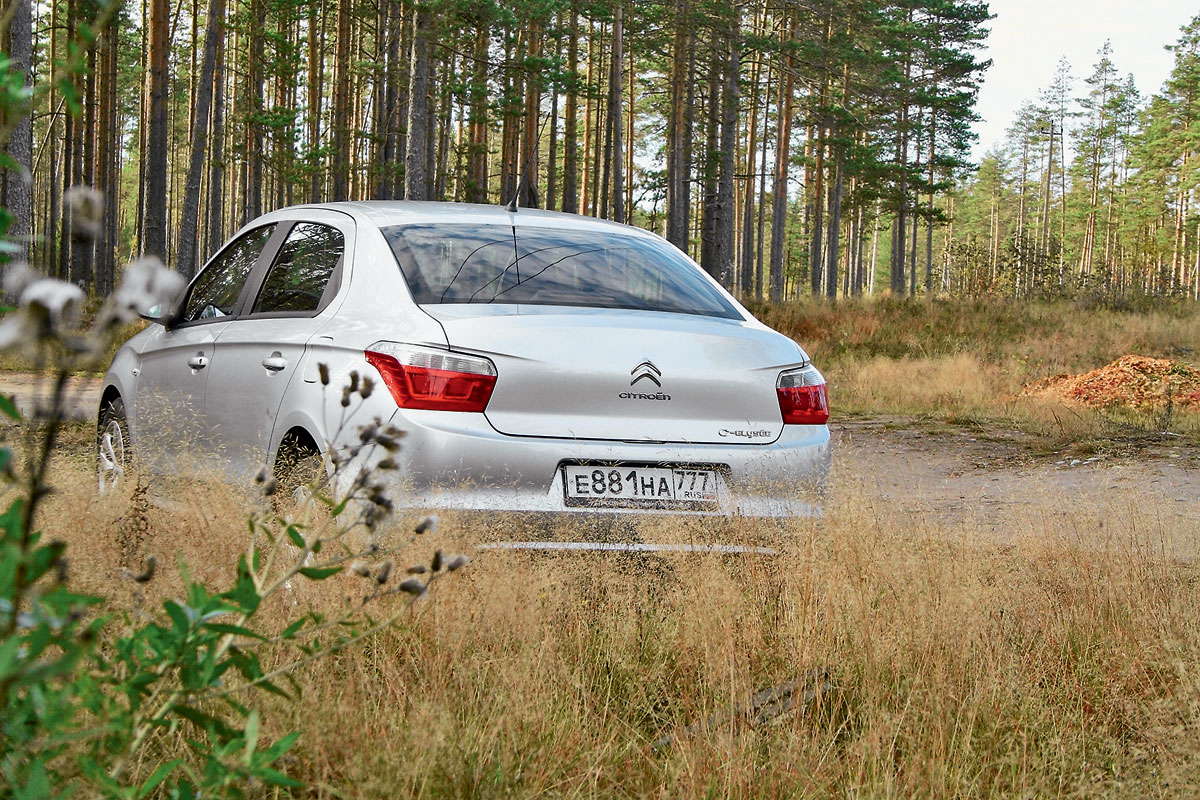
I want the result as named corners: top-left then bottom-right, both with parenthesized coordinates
top-left (365, 342), bottom-right (496, 412)
top-left (777, 365), bottom-right (829, 425)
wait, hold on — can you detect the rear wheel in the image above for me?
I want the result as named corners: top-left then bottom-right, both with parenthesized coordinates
top-left (97, 396), bottom-right (130, 493)
top-left (273, 433), bottom-right (324, 509)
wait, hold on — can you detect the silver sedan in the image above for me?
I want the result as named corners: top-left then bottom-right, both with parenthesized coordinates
top-left (99, 202), bottom-right (830, 517)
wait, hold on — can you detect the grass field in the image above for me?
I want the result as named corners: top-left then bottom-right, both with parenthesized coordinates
top-left (10, 297), bottom-right (1200, 797)
top-left (758, 296), bottom-right (1200, 451)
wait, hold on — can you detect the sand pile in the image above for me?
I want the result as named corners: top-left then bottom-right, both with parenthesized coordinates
top-left (1021, 355), bottom-right (1200, 412)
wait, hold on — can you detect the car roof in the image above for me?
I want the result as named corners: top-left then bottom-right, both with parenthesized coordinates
top-left (270, 200), bottom-right (663, 239)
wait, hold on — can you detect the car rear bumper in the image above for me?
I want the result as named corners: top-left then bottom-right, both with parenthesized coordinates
top-left (352, 409), bottom-right (829, 518)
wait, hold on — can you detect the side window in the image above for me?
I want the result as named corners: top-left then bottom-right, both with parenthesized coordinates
top-left (182, 225), bottom-right (276, 322)
top-left (252, 223), bottom-right (344, 315)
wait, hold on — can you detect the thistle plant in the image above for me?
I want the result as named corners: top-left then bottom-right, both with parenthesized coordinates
top-left (0, 235), bottom-right (471, 797)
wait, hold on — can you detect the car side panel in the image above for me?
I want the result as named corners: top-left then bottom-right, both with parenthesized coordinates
top-left (129, 321), bottom-right (231, 471)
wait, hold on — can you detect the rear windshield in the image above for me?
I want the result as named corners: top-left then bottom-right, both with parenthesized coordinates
top-left (382, 224), bottom-right (741, 319)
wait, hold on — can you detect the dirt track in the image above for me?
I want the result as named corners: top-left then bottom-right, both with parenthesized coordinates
top-left (0, 373), bottom-right (103, 422)
top-left (833, 417), bottom-right (1200, 528)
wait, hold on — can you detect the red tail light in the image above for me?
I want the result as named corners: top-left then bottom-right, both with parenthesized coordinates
top-left (365, 342), bottom-right (496, 413)
top-left (777, 365), bottom-right (829, 425)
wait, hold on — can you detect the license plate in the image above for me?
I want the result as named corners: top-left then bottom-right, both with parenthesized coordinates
top-left (562, 465), bottom-right (719, 508)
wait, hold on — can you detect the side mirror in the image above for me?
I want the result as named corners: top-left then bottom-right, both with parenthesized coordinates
top-left (139, 302), bottom-right (181, 329)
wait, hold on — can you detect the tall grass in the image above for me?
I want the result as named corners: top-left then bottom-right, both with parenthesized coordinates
top-left (750, 297), bottom-right (1200, 443)
top-left (29, 441), bottom-right (1200, 798)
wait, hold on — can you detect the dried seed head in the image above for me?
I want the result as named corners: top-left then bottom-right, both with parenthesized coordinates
top-left (398, 577), bottom-right (426, 596)
top-left (341, 386), bottom-right (352, 407)
top-left (431, 550), bottom-right (443, 572)
top-left (124, 554), bottom-right (157, 583)
top-left (362, 507), bottom-right (380, 531)
top-left (349, 559), bottom-right (371, 577)
top-left (376, 458), bottom-right (398, 471)
top-left (359, 425), bottom-right (377, 443)
top-left (260, 476), bottom-right (277, 497)
top-left (96, 256), bottom-right (187, 330)
top-left (374, 560), bottom-right (393, 585)
top-left (414, 515), bottom-right (438, 535)
top-left (446, 554), bottom-right (470, 572)
top-left (360, 376), bottom-right (375, 399)
top-left (65, 185), bottom-right (104, 240)
top-left (406, 564), bottom-right (427, 575)
top-left (348, 371), bottom-right (359, 393)
top-left (318, 362), bottom-right (330, 386)
top-left (3, 262), bottom-right (41, 301)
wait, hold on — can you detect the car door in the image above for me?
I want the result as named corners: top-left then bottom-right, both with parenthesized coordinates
top-left (204, 213), bottom-right (351, 480)
top-left (132, 223), bottom-right (280, 471)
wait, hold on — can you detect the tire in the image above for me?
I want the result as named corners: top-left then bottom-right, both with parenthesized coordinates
top-left (97, 396), bottom-right (130, 494)
top-left (272, 434), bottom-right (325, 510)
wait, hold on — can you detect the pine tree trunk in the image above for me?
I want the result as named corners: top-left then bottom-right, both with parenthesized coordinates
top-left (307, 0), bottom-right (323, 201)
top-left (2, 0), bottom-right (33, 258)
top-left (330, 0), bottom-right (352, 201)
top-left (245, 0), bottom-right (264, 221)
top-left (143, 0), bottom-right (169, 257)
top-left (519, 18), bottom-right (543, 208)
top-left (561, 6), bottom-right (579, 212)
top-left (825, 149), bottom-right (843, 301)
top-left (768, 21), bottom-right (795, 303)
top-left (714, 27), bottom-right (737, 288)
top-left (699, 37), bottom-right (720, 274)
top-left (609, 5), bottom-right (624, 224)
top-left (176, 0), bottom-right (223, 279)
top-left (465, 17), bottom-right (489, 203)
top-left (665, 0), bottom-right (689, 246)
top-left (208, 15), bottom-right (226, 257)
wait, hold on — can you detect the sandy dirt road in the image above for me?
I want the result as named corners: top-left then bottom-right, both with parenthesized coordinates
top-left (832, 417), bottom-right (1200, 530)
top-left (0, 373), bottom-right (104, 422)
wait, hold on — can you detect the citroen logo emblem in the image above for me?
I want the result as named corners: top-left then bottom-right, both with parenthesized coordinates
top-left (630, 360), bottom-right (662, 387)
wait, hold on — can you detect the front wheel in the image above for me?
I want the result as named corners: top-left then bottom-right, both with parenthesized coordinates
top-left (97, 396), bottom-right (130, 493)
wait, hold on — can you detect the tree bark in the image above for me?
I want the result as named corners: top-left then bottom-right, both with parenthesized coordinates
top-left (176, 0), bottom-right (223, 279)
top-left (609, 5), bottom-right (624, 224)
top-left (665, 0), bottom-right (689, 246)
top-left (2, 0), bottom-right (33, 258)
top-left (768, 21), bottom-right (796, 303)
top-left (142, 0), bottom-right (169, 257)
top-left (561, 6), bottom-right (579, 212)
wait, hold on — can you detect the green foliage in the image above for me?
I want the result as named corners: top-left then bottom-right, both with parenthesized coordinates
top-left (0, 383), bottom-right (306, 797)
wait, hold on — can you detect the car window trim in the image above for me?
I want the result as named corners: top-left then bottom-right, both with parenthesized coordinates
top-left (172, 223), bottom-right (287, 329)
top-left (244, 222), bottom-right (346, 320)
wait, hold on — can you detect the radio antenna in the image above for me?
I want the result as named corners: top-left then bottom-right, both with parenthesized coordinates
top-left (503, 108), bottom-right (549, 213)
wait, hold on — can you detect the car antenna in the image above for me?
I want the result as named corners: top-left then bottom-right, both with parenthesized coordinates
top-left (503, 109), bottom-right (549, 213)
top-left (504, 166), bottom-right (525, 213)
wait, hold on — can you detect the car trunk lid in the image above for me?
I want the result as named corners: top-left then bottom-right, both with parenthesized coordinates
top-left (421, 305), bottom-right (798, 444)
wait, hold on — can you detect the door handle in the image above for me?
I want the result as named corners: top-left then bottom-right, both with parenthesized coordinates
top-left (262, 353), bottom-right (288, 372)
top-left (187, 354), bottom-right (209, 370)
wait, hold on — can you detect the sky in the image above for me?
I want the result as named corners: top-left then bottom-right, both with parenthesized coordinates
top-left (971, 0), bottom-right (1198, 157)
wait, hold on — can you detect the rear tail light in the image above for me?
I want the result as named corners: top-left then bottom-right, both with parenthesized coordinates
top-left (777, 365), bottom-right (829, 425)
top-left (365, 342), bottom-right (496, 412)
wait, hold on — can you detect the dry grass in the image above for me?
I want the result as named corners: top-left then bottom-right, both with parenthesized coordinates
top-left (749, 297), bottom-right (1200, 447)
top-left (22, 436), bottom-right (1200, 798)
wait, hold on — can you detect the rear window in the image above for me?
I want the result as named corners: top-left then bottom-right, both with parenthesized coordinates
top-left (382, 224), bottom-right (741, 319)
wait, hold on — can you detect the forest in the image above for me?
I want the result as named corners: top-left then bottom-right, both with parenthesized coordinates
top-left (1, 0), bottom-right (1198, 303)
